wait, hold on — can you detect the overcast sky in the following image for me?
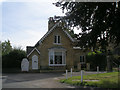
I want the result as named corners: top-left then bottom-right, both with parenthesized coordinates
top-left (1, 0), bottom-right (79, 50)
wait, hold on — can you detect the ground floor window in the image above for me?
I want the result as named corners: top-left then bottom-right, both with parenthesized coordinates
top-left (49, 50), bottom-right (66, 66)
top-left (80, 55), bottom-right (85, 64)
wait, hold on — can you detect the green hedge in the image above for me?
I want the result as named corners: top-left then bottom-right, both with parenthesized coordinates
top-left (86, 51), bottom-right (107, 71)
top-left (2, 49), bottom-right (26, 69)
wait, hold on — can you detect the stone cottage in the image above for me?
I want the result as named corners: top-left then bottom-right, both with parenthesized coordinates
top-left (26, 17), bottom-right (87, 71)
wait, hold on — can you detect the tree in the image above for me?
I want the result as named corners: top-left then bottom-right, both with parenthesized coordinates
top-left (54, 1), bottom-right (120, 72)
top-left (2, 40), bottom-right (26, 69)
top-left (2, 40), bottom-right (12, 55)
top-left (86, 50), bottom-right (106, 71)
top-left (54, 1), bottom-right (120, 50)
top-left (2, 47), bottom-right (26, 68)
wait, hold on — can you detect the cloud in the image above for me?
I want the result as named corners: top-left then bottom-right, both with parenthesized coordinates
top-left (2, 1), bottom-right (65, 50)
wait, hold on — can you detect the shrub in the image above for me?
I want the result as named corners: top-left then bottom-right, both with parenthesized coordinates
top-left (2, 48), bottom-right (26, 68)
top-left (86, 51), bottom-right (107, 71)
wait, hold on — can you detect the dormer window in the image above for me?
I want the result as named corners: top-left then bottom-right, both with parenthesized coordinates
top-left (54, 35), bottom-right (61, 44)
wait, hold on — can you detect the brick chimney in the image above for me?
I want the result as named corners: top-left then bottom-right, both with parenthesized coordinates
top-left (48, 17), bottom-right (56, 31)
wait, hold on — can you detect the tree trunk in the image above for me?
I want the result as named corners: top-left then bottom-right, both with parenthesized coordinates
top-left (107, 51), bottom-right (113, 72)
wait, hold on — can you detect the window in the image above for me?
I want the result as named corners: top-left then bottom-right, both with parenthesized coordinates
top-left (55, 52), bottom-right (62, 64)
top-left (80, 56), bottom-right (85, 64)
top-left (50, 52), bottom-right (54, 64)
top-left (54, 35), bottom-right (61, 44)
top-left (49, 50), bottom-right (66, 66)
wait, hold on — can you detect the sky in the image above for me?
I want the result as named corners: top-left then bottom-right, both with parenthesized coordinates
top-left (1, 0), bottom-right (80, 50)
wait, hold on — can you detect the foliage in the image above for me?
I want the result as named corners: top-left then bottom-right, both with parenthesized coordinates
top-left (2, 48), bottom-right (26, 68)
top-left (0, 41), bottom-right (2, 55)
top-left (54, 1), bottom-right (120, 50)
top-left (60, 72), bottom-right (118, 88)
top-left (86, 51), bottom-right (106, 71)
top-left (2, 40), bottom-right (26, 68)
top-left (2, 40), bottom-right (12, 55)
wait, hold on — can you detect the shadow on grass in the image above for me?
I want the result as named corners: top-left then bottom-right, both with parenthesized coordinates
top-left (97, 80), bottom-right (118, 88)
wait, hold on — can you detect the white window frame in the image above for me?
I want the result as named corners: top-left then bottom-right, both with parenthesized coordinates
top-left (49, 50), bottom-right (66, 66)
top-left (54, 35), bottom-right (61, 45)
top-left (80, 55), bottom-right (85, 64)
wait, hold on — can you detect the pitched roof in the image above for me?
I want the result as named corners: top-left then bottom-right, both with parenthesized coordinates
top-left (27, 47), bottom-right (40, 57)
top-left (35, 22), bottom-right (75, 46)
top-left (27, 21), bottom-right (76, 56)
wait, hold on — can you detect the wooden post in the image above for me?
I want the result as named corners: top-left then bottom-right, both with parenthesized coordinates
top-left (71, 68), bottom-right (72, 77)
top-left (86, 63), bottom-right (90, 71)
top-left (81, 70), bottom-right (83, 83)
top-left (107, 50), bottom-right (113, 72)
top-left (97, 66), bottom-right (99, 73)
top-left (118, 65), bottom-right (120, 72)
top-left (66, 70), bottom-right (68, 79)
top-left (77, 63), bottom-right (81, 71)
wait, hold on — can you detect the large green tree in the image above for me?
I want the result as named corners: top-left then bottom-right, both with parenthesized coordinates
top-left (54, 1), bottom-right (120, 72)
top-left (2, 40), bottom-right (26, 69)
top-left (54, 1), bottom-right (120, 51)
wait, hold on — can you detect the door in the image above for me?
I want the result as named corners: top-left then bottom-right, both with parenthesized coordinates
top-left (32, 55), bottom-right (38, 70)
top-left (21, 58), bottom-right (29, 71)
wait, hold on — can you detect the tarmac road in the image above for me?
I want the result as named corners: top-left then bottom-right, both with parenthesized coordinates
top-left (2, 71), bottom-right (106, 88)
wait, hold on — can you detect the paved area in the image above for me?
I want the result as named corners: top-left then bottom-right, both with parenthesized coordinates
top-left (2, 72), bottom-right (74, 88)
top-left (2, 71), bottom-right (106, 88)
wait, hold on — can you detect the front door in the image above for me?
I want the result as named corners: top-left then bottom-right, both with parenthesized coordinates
top-left (32, 55), bottom-right (38, 70)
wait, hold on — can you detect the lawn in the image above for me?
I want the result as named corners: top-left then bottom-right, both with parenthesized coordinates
top-left (60, 72), bottom-right (119, 88)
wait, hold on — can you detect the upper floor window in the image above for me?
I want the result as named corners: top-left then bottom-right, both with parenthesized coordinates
top-left (54, 35), bottom-right (61, 44)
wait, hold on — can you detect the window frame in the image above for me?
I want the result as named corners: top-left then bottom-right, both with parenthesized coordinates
top-left (80, 55), bottom-right (85, 64)
top-left (54, 35), bottom-right (61, 44)
top-left (49, 50), bottom-right (66, 66)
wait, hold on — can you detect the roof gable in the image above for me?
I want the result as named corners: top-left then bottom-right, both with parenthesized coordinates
top-left (27, 47), bottom-right (40, 57)
top-left (35, 22), bottom-right (75, 46)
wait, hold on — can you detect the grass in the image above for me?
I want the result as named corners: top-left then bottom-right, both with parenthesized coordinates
top-left (60, 72), bottom-right (119, 88)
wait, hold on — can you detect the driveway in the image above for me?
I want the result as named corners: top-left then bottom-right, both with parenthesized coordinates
top-left (2, 72), bottom-right (75, 88)
top-left (2, 71), bottom-right (106, 88)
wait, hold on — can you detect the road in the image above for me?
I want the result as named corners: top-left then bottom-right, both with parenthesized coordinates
top-left (2, 71), bottom-right (106, 88)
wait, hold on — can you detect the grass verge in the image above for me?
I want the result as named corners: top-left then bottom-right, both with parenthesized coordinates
top-left (60, 72), bottom-right (119, 88)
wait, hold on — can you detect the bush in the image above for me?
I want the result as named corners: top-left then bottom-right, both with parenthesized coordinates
top-left (2, 48), bottom-right (26, 68)
top-left (86, 51), bottom-right (107, 71)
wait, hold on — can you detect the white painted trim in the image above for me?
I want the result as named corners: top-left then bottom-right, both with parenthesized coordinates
top-left (48, 49), bottom-right (66, 66)
top-left (38, 22), bottom-right (59, 45)
top-left (53, 43), bottom-right (62, 45)
top-left (35, 22), bottom-right (75, 46)
top-left (27, 47), bottom-right (40, 57)
top-left (32, 55), bottom-right (38, 70)
top-left (49, 64), bottom-right (66, 66)
top-left (80, 55), bottom-right (86, 64)
top-left (73, 47), bottom-right (82, 49)
top-left (63, 30), bottom-right (75, 42)
top-left (73, 47), bottom-right (86, 50)
top-left (54, 35), bottom-right (61, 44)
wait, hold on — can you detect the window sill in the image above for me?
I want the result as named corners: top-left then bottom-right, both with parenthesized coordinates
top-left (49, 64), bottom-right (66, 66)
top-left (53, 43), bottom-right (62, 45)
top-left (80, 62), bottom-right (85, 64)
